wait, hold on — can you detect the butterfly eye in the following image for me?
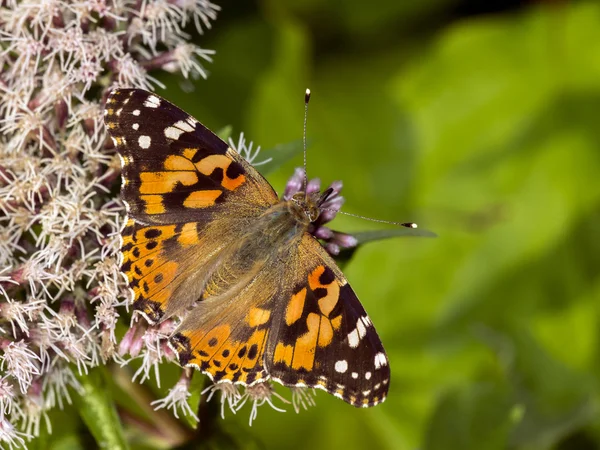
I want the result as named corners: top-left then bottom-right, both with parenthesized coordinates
top-left (291, 192), bottom-right (305, 203)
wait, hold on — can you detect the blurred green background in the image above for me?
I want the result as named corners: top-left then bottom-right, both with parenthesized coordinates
top-left (157, 1), bottom-right (600, 449)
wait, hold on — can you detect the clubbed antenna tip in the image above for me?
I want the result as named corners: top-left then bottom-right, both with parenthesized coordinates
top-left (302, 89), bottom-right (311, 194)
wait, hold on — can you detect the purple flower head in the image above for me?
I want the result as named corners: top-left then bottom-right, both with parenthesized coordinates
top-left (283, 168), bottom-right (356, 256)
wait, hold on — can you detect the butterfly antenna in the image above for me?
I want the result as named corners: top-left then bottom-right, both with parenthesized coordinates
top-left (303, 88), bottom-right (311, 200)
top-left (322, 208), bottom-right (418, 228)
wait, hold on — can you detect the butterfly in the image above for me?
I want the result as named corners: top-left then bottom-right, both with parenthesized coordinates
top-left (104, 88), bottom-right (390, 407)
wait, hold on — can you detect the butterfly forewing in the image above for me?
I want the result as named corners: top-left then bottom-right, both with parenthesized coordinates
top-left (105, 89), bottom-right (277, 226)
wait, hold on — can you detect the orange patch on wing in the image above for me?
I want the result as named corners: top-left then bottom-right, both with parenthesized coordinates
top-left (182, 190), bottom-right (222, 208)
top-left (143, 284), bottom-right (171, 306)
top-left (127, 242), bottom-right (161, 262)
top-left (318, 282), bottom-right (339, 317)
top-left (164, 155), bottom-right (195, 171)
top-left (291, 312), bottom-right (319, 371)
top-left (216, 340), bottom-right (247, 379)
top-left (189, 324), bottom-right (232, 364)
top-left (318, 319), bottom-right (334, 347)
top-left (285, 288), bottom-right (306, 326)
top-left (245, 307), bottom-right (271, 327)
top-left (195, 154), bottom-right (245, 191)
top-left (331, 315), bottom-right (342, 330)
top-left (129, 225), bottom-right (177, 245)
top-left (195, 154), bottom-right (230, 175)
top-left (308, 266), bottom-right (326, 291)
top-left (274, 342), bottom-right (294, 366)
top-left (182, 148), bottom-right (198, 160)
top-left (237, 329), bottom-right (268, 383)
top-left (140, 194), bottom-right (165, 215)
top-left (143, 260), bottom-right (177, 291)
top-left (221, 174), bottom-right (245, 191)
top-left (177, 222), bottom-right (200, 246)
top-left (209, 340), bottom-right (239, 377)
top-left (140, 171), bottom-right (198, 194)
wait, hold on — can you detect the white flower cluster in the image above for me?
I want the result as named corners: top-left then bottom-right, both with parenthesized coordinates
top-left (0, 0), bottom-right (217, 446)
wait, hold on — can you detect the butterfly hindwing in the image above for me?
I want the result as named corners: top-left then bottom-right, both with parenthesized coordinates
top-left (169, 265), bottom-right (284, 385)
top-left (119, 217), bottom-right (236, 323)
top-left (266, 234), bottom-right (390, 407)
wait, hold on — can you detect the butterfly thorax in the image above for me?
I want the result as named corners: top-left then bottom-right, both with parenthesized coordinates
top-left (200, 195), bottom-right (319, 302)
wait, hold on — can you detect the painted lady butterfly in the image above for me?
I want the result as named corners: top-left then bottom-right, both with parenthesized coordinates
top-left (104, 89), bottom-right (390, 407)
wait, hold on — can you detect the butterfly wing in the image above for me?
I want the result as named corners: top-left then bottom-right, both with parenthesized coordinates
top-left (167, 230), bottom-right (390, 405)
top-left (169, 265), bottom-right (282, 385)
top-left (106, 89), bottom-right (391, 406)
top-left (104, 89), bottom-right (278, 322)
top-left (266, 234), bottom-right (390, 407)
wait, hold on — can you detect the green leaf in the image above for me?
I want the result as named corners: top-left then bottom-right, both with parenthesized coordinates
top-left (352, 227), bottom-right (438, 244)
top-left (183, 372), bottom-right (207, 429)
top-left (335, 227), bottom-right (437, 266)
top-left (75, 367), bottom-right (129, 450)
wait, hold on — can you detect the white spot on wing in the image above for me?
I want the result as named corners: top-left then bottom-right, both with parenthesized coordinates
top-left (164, 127), bottom-right (180, 140)
top-left (348, 329), bottom-right (359, 348)
top-left (132, 123), bottom-right (139, 130)
top-left (138, 135), bottom-right (151, 149)
top-left (357, 319), bottom-right (366, 338)
top-left (351, 372), bottom-right (358, 379)
top-left (164, 120), bottom-right (196, 140)
top-left (186, 117), bottom-right (197, 128)
top-left (133, 109), bottom-right (140, 116)
top-left (365, 371), bottom-right (372, 380)
top-left (144, 95), bottom-right (160, 108)
top-left (374, 352), bottom-right (387, 369)
top-left (334, 360), bottom-right (348, 373)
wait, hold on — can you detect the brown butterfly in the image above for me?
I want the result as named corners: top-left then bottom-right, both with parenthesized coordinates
top-left (104, 88), bottom-right (390, 407)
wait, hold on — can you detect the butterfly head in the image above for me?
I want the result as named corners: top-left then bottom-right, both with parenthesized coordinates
top-left (288, 188), bottom-right (334, 224)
